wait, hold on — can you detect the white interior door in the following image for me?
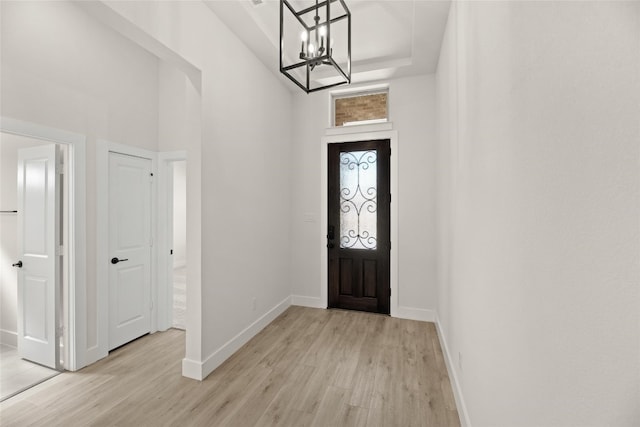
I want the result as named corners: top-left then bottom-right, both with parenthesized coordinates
top-left (17, 144), bottom-right (60, 369)
top-left (108, 152), bottom-right (152, 350)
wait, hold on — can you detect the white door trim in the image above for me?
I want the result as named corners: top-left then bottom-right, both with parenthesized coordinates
top-left (157, 151), bottom-right (187, 332)
top-left (0, 116), bottom-right (87, 371)
top-left (95, 140), bottom-right (157, 363)
top-left (320, 126), bottom-right (399, 317)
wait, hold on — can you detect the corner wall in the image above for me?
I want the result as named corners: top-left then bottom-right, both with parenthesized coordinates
top-left (2, 0), bottom-right (294, 378)
top-left (436, 2), bottom-right (640, 425)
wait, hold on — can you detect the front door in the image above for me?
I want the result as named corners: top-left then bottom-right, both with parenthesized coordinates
top-left (108, 152), bottom-right (152, 350)
top-left (16, 144), bottom-right (60, 369)
top-left (327, 139), bottom-right (391, 314)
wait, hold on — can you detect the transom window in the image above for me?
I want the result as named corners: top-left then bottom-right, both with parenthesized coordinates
top-left (333, 90), bottom-right (389, 127)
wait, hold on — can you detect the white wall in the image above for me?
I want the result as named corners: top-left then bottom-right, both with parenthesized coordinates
top-left (100, 0), bottom-right (293, 378)
top-left (0, 133), bottom-right (50, 346)
top-left (1, 0), bottom-right (292, 378)
top-left (0, 0), bottom-right (160, 360)
top-left (290, 75), bottom-right (438, 316)
top-left (436, 2), bottom-right (640, 425)
top-left (172, 161), bottom-right (187, 269)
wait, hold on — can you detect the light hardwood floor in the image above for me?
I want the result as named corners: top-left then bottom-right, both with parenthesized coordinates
top-left (0, 306), bottom-right (460, 426)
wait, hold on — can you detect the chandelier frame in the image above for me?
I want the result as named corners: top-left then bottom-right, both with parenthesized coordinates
top-left (279, 0), bottom-right (351, 94)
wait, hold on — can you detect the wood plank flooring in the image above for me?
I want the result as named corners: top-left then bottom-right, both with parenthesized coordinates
top-left (0, 306), bottom-right (460, 426)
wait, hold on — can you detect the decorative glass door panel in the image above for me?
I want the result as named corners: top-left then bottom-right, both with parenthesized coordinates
top-left (328, 140), bottom-right (390, 315)
top-left (339, 150), bottom-right (377, 250)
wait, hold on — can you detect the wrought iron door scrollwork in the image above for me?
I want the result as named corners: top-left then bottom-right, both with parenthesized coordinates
top-left (339, 150), bottom-right (377, 249)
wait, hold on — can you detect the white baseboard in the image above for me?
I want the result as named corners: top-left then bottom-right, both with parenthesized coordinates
top-left (184, 296), bottom-right (292, 381)
top-left (396, 306), bottom-right (436, 322)
top-left (84, 345), bottom-right (108, 370)
top-left (0, 329), bottom-right (17, 347)
top-left (182, 357), bottom-right (203, 380)
top-left (291, 295), bottom-right (325, 308)
top-left (435, 314), bottom-right (471, 427)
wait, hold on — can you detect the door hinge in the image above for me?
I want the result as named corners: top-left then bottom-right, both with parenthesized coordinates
top-left (57, 161), bottom-right (65, 175)
top-left (56, 245), bottom-right (65, 256)
top-left (150, 237), bottom-right (154, 247)
top-left (389, 288), bottom-right (392, 296)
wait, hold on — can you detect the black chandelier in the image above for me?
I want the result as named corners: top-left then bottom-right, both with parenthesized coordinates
top-left (280, 0), bottom-right (351, 93)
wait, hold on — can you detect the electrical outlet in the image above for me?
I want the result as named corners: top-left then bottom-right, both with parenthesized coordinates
top-left (252, 298), bottom-right (257, 311)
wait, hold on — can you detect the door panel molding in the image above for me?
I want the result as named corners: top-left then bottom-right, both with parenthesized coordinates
top-left (321, 126), bottom-right (399, 317)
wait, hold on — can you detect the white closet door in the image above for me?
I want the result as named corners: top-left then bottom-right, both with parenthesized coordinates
top-left (108, 152), bottom-right (152, 350)
top-left (17, 144), bottom-right (60, 369)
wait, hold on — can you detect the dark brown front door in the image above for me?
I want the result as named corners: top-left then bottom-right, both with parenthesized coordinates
top-left (327, 139), bottom-right (390, 314)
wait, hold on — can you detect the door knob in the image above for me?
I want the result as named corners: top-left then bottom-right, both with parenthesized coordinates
top-left (12, 260), bottom-right (22, 268)
top-left (111, 257), bottom-right (129, 264)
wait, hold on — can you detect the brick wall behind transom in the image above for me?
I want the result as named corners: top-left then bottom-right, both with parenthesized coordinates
top-left (334, 93), bottom-right (388, 126)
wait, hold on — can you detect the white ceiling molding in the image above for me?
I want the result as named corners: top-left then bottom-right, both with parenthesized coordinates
top-left (204, 0), bottom-right (451, 92)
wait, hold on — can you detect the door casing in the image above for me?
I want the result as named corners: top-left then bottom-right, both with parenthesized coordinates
top-left (321, 125), bottom-right (399, 316)
top-left (1, 116), bottom-right (87, 371)
top-left (156, 152), bottom-right (187, 332)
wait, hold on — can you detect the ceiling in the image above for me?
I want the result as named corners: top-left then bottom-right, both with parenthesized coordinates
top-left (204, 0), bottom-right (451, 91)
